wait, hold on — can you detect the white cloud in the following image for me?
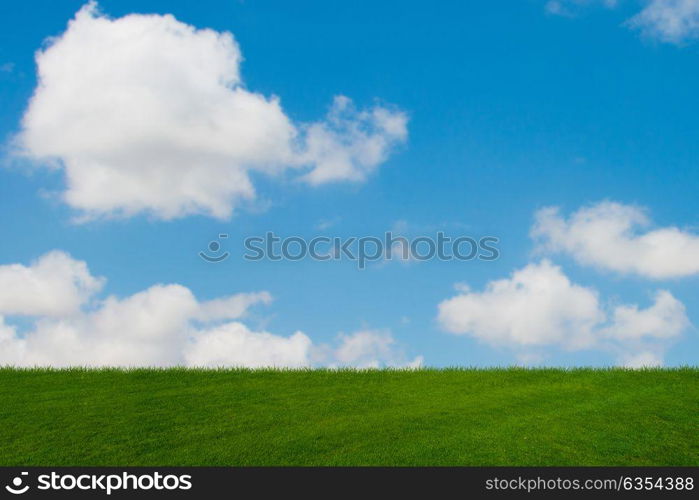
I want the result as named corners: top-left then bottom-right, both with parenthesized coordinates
top-left (14, 285), bottom-right (201, 366)
top-left (0, 318), bottom-right (23, 363)
top-left (437, 260), bottom-right (690, 365)
top-left (185, 323), bottom-right (312, 368)
top-left (545, 1), bottom-right (569, 16)
top-left (314, 217), bottom-right (341, 231)
top-left (327, 329), bottom-right (423, 369)
top-left (619, 351), bottom-right (663, 367)
top-left (515, 352), bottom-right (547, 366)
top-left (601, 290), bottom-right (689, 339)
top-left (0, 251), bottom-right (104, 317)
top-left (197, 291), bottom-right (272, 322)
top-left (0, 280), bottom-right (297, 367)
top-left (532, 201), bottom-right (699, 279)
top-left (0, 251), bottom-right (309, 367)
top-left (301, 96), bottom-right (408, 185)
top-left (547, 0), bottom-right (699, 44)
top-left (438, 260), bottom-right (603, 349)
top-left (627, 0), bottom-right (699, 44)
top-left (0, 251), bottom-right (422, 368)
top-left (16, 2), bottom-right (407, 221)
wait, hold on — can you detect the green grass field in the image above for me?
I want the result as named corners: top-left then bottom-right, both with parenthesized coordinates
top-left (0, 368), bottom-right (696, 466)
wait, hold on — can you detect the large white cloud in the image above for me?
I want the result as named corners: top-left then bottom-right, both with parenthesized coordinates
top-left (438, 260), bottom-right (603, 349)
top-left (0, 251), bottom-right (420, 368)
top-left (16, 2), bottom-right (407, 220)
top-left (532, 201), bottom-right (699, 279)
top-left (437, 260), bottom-right (690, 365)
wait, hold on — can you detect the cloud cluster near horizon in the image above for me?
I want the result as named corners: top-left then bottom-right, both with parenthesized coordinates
top-left (546, 0), bottom-right (699, 44)
top-left (437, 201), bottom-right (695, 367)
top-left (15, 2), bottom-right (407, 221)
top-left (438, 260), bottom-right (688, 367)
top-left (0, 251), bottom-right (421, 368)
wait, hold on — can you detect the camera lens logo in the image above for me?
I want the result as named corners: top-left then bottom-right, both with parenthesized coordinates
top-left (5, 472), bottom-right (29, 495)
top-left (199, 234), bottom-right (230, 263)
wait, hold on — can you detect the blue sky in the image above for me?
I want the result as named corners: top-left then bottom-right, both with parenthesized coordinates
top-left (1, 0), bottom-right (698, 367)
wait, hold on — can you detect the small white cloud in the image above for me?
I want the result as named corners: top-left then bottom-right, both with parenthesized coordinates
top-left (532, 201), bottom-right (699, 279)
top-left (602, 290), bottom-right (689, 340)
top-left (197, 291), bottom-right (272, 322)
top-left (379, 220), bottom-right (421, 267)
top-left (314, 217), bottom-right (341, 231)
top-left (516, 352), bottom-right (546, 366)
top-left (16, 3), bottom-right (407, 221)
top-left (300, 96), bottom-right (408, 185)
top-left (620, 351), bottom-right (663, 368)
top-left (322, 329), bottom-right (423, 369)
top-left (627, 0), bottom-right (699, 44)
top-left (0, 251), bottom-right (104, 317)
top-left (545, 1), bottom-right (568, 16)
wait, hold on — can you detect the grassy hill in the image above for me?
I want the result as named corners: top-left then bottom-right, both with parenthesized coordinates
top-left (0, 367), bottom-right (696, 466)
